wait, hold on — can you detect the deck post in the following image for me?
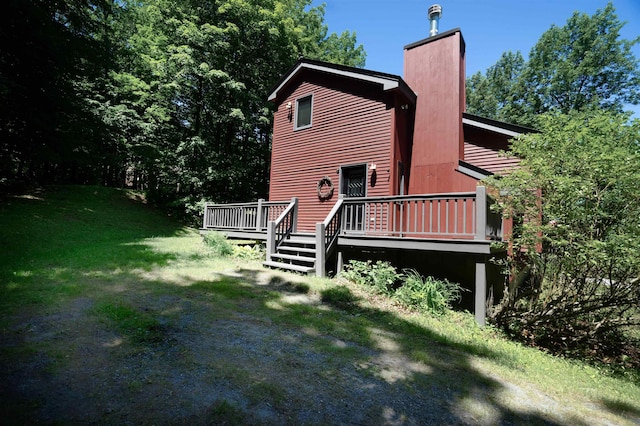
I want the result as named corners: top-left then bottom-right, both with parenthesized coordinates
top-left (203, 203), bottom-right (209, 229)
top-left (266, 221), bottom-right (276, 261)
top-left (475, 262), bottom-right (486, 327)
top-left (475, 186), bottom-right (487, 240)
top-left (291, 197), bottom-right (299, 233)
top-left (315, 222), bottom-right (326, 277)
top-left (336, 251), bottom-right (344, 275)
top-left (256, 199), bottom-right (265, 231)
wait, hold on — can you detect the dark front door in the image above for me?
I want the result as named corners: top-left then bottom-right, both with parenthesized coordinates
top-left (341, 165), bottom-right (366, 232)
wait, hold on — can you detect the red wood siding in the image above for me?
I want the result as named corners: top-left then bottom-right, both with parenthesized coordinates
top-left (464, 142), bottom-right (520, 175)
top-left (269, 73), bottom-right (395, 232)
top-left (463, 123), bottom-right (521, 175)
top-left (404, 30), bottom-right (469, 194)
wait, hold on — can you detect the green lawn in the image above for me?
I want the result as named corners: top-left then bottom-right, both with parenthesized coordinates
top-left (0, 185), bottom-right (638, 425)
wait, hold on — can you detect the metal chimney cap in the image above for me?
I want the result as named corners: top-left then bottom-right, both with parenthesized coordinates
top-left (428, 4), bottom-right (442, 36)
top-left (428, 4), bottom-right (442, 19)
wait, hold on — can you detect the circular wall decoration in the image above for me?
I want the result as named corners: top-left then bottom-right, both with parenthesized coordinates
top-left (317, 176), bottom-right (334, 200)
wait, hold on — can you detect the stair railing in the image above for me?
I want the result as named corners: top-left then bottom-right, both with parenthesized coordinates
top-left (315, 195), bottom-right (344, 277)
top-left (266, 197), bottom-right (298, 261)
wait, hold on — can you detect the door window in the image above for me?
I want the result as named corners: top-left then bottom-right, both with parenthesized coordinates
top-left (341, 164), bottom-right (367, 233)
top-left (341, 165), bottom-right (366, 197)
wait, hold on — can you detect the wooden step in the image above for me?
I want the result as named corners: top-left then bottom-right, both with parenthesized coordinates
top-left (263, 260), bottom-right (315, 274)
top-left (277, 245), bottom-right (316, 254)
top-left (283, 238), bottom-right (316, 246)
top-left (270, 253), bottom-right (315, 265)
top-left (285, 233), bottom-right (316, 245)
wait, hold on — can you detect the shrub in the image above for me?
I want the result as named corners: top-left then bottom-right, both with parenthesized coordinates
top-left (484, 110), bottom-right (640, 366)
top-left (342, 260), bottom-right (402, 296)
top-left (232, 243), bottom-right (265, 260)
top-left (394, 270), bottom-right (464, 315)
top-left (202, 231), bottom-right (234, 257)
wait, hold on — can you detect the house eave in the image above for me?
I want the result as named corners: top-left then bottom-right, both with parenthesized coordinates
top-left (458, 160), bottom-right (492, 180)
top-left (462, 112), bottom-right (537, 138)
top-left (268, 59), bottom-right (416, 104)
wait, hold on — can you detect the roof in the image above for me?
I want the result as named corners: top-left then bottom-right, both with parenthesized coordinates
top-left (268, 58), bottom-right (417, 104)
top-left (462, 112), bottom-right (537, 138)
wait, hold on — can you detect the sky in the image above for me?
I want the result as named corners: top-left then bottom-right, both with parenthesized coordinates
top-left (320, 0), bottom-right (640, 115)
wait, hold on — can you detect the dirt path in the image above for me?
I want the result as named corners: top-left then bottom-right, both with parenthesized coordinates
top-left (0, 267), bottom-right (633, 425)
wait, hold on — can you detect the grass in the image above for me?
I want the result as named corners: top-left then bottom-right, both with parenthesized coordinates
top-left (1, 185), bottom-right (639, 425)
top-left (93, 302), bottom-right (164, 344)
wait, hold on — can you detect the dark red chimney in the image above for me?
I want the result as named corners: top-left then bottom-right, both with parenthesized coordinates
top-left (404, 26), bottom-right (469, 194)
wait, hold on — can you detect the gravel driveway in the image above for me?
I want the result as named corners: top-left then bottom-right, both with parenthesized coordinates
top-left (0, 266), bottom-right (634, 425)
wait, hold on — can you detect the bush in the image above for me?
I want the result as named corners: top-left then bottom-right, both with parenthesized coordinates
top-left (342, 261), bottom-right (464, 316)
top-left (202, 231), bottom-right (234, 257)
top-left (342, 260), bottom-right (402, 296)
top-left (232, 243), bottom-right (265, 260)
top-left (484, 110), bottom-right (640, 367)
top-left (394, 270), bottom-right (464, 315)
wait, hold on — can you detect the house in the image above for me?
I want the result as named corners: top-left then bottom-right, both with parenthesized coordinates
top-left (202, 14), bottom-right (533, 324)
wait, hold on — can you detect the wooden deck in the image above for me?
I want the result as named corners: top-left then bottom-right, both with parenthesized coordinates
top-left (202, 187), bottom-right (504, 325)
top-left (202, 187), bottom-right (503, 260)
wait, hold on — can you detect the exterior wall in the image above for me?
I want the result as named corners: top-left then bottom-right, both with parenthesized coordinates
top-left (390, 99), bottom-right (413, 195)
top-left (463, 124), bottom-right (521, 175)
top-left (464, 142), bottom-right (520, 175)
top-left (404, 30), bottom-right (475, 194)
top-left (269, 73), bottom-right (396, 232)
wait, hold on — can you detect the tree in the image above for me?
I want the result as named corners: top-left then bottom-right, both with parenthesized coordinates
top-left (0, 0), bottom-right (366, 213)
top-left (106, 0), bottom-right (367, 218)
top-left (484, 109), bottom-right (640, 366)
top-left (1, 0), bottom-right (115, 188)
top-left (466, 3), bottom-right (640, 126)
top-left (465, 51), bottom-right (525, 123)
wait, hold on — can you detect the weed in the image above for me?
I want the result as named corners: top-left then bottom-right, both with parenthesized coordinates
top-left (342, 260), bottom-right (402, 295)
top-left (394, 269), bottom-right (465, 315)
top-left (232, 243), bottom-right (265, 260)
top-left (202, 231), bottom-right (234, 257)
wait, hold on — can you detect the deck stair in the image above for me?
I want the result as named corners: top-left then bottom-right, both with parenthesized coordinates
top-left (263, 232), bottom-right (316, 274)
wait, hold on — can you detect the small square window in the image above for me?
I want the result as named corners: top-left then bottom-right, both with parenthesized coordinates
top-left (295, 95), bottom-right (313, 130)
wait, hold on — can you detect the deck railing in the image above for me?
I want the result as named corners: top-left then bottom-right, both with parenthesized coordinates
top-left (266, 198), bottom-right (298, 261)
top-left (202, 199), bottom-right (289, 232)
top-left (339, 186), bottom-right (502, 241)
top-left (315, 195), bottom-right (344, 276)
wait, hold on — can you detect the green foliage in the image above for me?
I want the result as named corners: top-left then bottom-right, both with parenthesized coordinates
top-left (467, 3), bottom-right (639, 126)
top-left (342, 260), bottom-right (402, 295)
top-left (232, 243), bottom-right (265, 261)
top-left (320, 285), bottom-right (359, 312)
top-left (394, 270), bottom-right (464, 316)
top-left (342, 261), bottom-right (465, 316)
top-left (202, 231), bottom-right (234, 258)
top-left (0, 0), bottom-right (366, 216)
top-left (484, 109), bottom-right (640, 364)
top-left (466, 51), bottom-right (526, 123)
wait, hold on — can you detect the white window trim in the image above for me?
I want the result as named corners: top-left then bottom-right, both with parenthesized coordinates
top-left (294, 94), bottom-right (313, 131)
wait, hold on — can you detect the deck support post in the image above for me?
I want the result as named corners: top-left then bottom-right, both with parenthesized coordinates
top-left (475, 262), bottom-right (486, 327)
top-left (266, 221), bottom-right (276, 262)
top-left (336, 251), bottom-right (344, 275)
top-left (475, 186), bottom-right (487, 240)
top-left (202, 203), bottom-right (209, 229)
top-left (291, 197), bottom-right (299, 233)
top-left (315, 222), bottom-right (326, 277)
top-left (256, 199), bottom-right (265, 231)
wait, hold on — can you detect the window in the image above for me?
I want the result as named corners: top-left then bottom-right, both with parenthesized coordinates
top-left (294, 95), bottom-right (313, 130)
